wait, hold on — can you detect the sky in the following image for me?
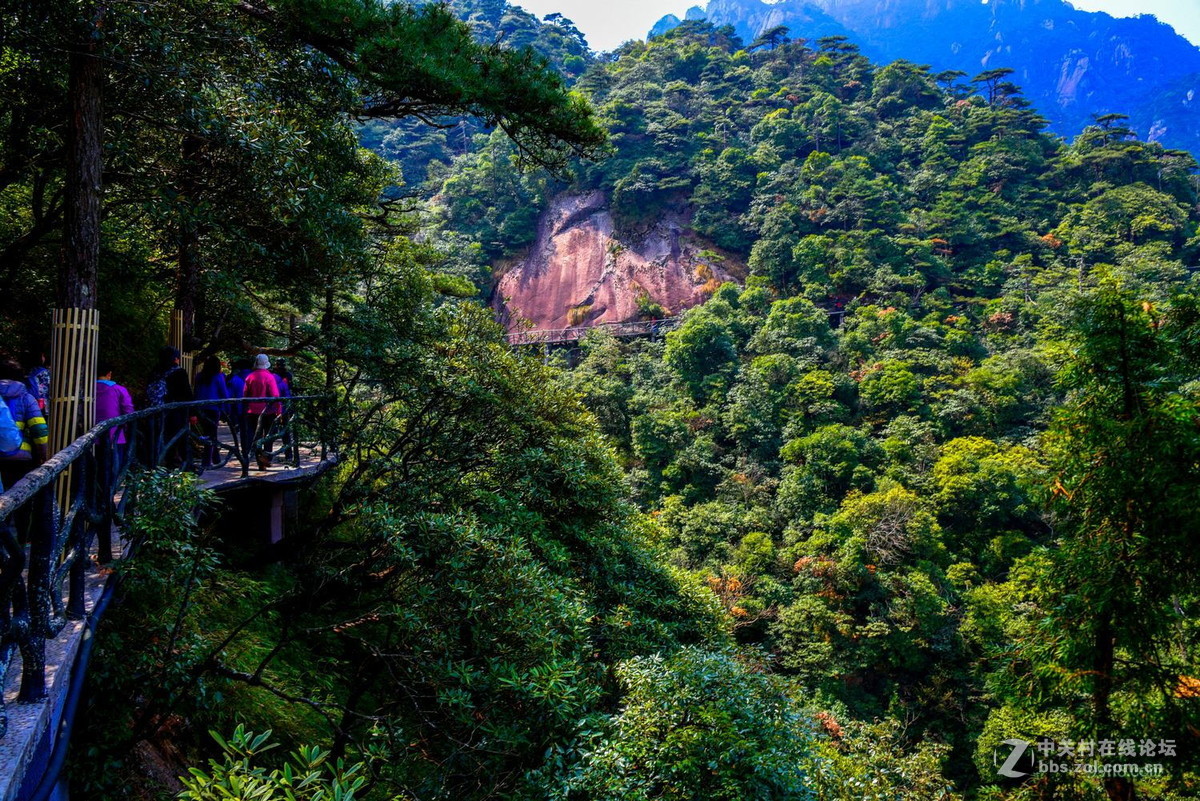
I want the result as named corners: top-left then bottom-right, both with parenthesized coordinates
top-left (512, 0), bottom-right (1200, 51)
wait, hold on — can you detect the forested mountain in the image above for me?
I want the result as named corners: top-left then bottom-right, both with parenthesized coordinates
top-left (357, 0), bottom-right (593, 188)
top-left (435, 18), bottom-right (1198, 320)
top-left (1, 0), bottom-right (1198, 799)
top-left (418, 15), bottom-right (1200, 799)
top-left (652, 0), bottom-right (1200, 154)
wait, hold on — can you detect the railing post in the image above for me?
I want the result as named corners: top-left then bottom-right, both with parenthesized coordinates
top-left (0, 519), bottom-right (27, 737)
top-left (96, 434), bottom-right (114, 563)
top-left (18, 485), bottom-right (57, 702)
top-left (67, 449), bottom-right (92, 620)
top-left (184, 410), bottom-right (196, 474)
top-left (240, 418), bottom-right (251, 477)
top-left (319, 395), bottom-right (329, 464)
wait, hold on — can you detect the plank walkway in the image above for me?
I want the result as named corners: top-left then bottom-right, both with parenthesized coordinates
top-left (505, 317), bottom-right (681, 346)
top-left (505, 306), bottom-right (849, 346)
top-left (198, 432), bottom-right (332, 493)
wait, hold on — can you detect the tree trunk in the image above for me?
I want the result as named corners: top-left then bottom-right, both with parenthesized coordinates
top-left (175, 133), bottom-right (204, 351)
top-left (60, 4), bottom-right (105, 309)
top-left (51, 2), bottom-right (105, 464)
top-left (1093, 611), bottom-right (1114, 731)
top-left (323, 281), bottom-right (336, 394)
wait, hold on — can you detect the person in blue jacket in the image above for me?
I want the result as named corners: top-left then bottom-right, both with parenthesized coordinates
top-left (0, 397), bottom-right (21, 492)
top-left (193, 355), bottom-right (231, 470)
top-left (0, 357), bottom-right (49, 494)
top-left (228, 357), bottom-right (253, 399)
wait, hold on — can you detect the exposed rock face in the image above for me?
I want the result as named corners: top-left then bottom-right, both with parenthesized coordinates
top-left (700, 0), bottom-right (852, 44)
top-left (649, 4), bottom-right (714, 37)
top-left (492, 191), bottom-right (743, 332)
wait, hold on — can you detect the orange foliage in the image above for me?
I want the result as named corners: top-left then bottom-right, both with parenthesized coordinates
top-left (986, 311), bottom-right (1015, 329)
top-left (1176, 675), bottom-right (1200, 698)
top-left (794, 555), bottom-right (836, 578)
top-left (816, 711), bottom-right (844, 740)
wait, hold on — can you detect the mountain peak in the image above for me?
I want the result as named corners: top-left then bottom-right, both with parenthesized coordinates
top-left (667, 0), bottom-right (1200, 154)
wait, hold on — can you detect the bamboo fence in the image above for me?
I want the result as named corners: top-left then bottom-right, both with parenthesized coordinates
top-left (48, 307), bottom-right (99, 510)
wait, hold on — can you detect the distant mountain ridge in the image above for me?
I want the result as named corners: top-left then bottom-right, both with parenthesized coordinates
top-left (652, 0), bottom-right (1200, 153)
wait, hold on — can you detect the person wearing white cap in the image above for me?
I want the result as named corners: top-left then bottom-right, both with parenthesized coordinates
top-left (241, 353), bottom-right (281, 470)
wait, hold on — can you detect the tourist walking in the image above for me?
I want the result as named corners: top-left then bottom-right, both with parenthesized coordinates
top-left (96, 361), bottom-right (135, 444)
top-left (272, 359), bottom-right (296, 464)
top-left (0, 357), bottom-right (51, 537)
top-left (0, 385), bottom-right (21, 492)
top-left (193, 355), bottom-right (230, 470)
top-left (228, 357), bottom-right (253, 399)
top-left (146, 347), bottom-right (193, 467)
top-left (96, 361), bottom-right (136, 500)
top-left (242, 354), bottom-right (280, 471)
top-left (0, 358), bottom-right (49, 475)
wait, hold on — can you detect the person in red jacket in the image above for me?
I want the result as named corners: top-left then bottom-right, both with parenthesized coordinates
top-left (241, 353), bottom-right (280, 470)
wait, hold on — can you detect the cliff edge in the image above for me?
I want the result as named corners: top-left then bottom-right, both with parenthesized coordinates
top-left (492, 191), bottom-right (743, 332)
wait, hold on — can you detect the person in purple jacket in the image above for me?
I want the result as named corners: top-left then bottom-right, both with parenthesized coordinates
top-left (193, 355), bottom-right (230, 470)
top-left (272, 359), bottom-right (296, 463)
top-left (96, 361), bottom-right (135, 479)
top-left (96, 362), bottom-right (135, 435)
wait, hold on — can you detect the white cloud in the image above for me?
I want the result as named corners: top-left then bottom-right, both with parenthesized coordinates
top-left (513, 0), bottom-right (1199, 49)
top-left (1068, 0), bottom-right (1199, 46)
top-left (512, 0), bottom-right (692, 51)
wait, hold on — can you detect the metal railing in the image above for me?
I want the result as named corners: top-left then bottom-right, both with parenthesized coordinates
top-left (505, 316), bottom-right (682, 346)
top-left (0, 395), bottom-right (335, 738)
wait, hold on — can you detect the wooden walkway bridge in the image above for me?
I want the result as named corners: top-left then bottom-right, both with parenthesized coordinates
top-left (505, 317), bottom-right (682, 346)
top-left (506, 306), bottom-right (849, 346)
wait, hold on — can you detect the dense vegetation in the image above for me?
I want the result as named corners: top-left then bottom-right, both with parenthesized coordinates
top-left (655, 0), bottom-right (1200, 157)
top-left (429, 17), bottom-right (1200, 801)
top-left (2, 2), bottom-right (1199, 800)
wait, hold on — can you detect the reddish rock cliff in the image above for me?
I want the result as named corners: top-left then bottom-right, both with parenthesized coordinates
top-left (493, 191), bottom-right (743, 332)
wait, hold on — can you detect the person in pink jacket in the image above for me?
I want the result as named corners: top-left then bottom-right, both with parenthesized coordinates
top-left (241, 354), bottom-right (280, 470)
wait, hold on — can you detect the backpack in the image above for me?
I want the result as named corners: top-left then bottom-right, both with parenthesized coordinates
top-left (27, 366), bottom-right (50, 412)
top-left (0, 399), bottom-right (21, 456)
top-left (146, 371), bottom-right (170, 407)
